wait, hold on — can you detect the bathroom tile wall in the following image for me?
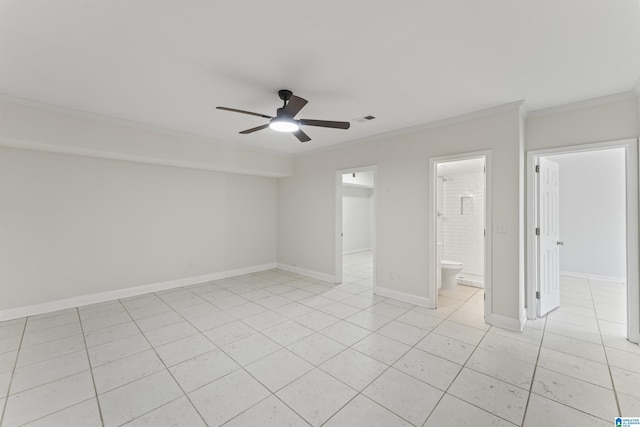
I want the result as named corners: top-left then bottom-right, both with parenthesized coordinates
top-left (440, 172), bottom-right (485, 276)
top-left (437, 178), bottom-right (444, 250)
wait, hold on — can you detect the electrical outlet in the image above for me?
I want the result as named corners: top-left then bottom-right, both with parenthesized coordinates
top-left (387, 272), bottom-right (395, 279)
top-left (494, 223), bottom-right (508, 233)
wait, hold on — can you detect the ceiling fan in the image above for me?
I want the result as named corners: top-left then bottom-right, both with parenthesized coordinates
top-left (217, 89), bottom-right (350, 142)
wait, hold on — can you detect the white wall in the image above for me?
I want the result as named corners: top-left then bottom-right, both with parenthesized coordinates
top-left (526, 96), bottom-right (639, 151)
top-left (342, 186), bottom-right (373, 254)
top-left (550, 149), bottom-right (626, 281)
top-left (0, 147), bottom-right (278, 312)
top-left (278, 106), bottom-right (524, 323)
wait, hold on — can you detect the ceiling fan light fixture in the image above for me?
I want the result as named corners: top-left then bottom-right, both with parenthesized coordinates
top-left (269, 118), bottom-right (299, 132)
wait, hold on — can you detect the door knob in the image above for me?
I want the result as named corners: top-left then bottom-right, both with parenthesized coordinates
top-left (557, 241), bottom-right (564, 246)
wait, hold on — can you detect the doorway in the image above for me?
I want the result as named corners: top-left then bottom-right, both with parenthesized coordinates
top-left (428, 151), bottom-right (492, 321)
top-left (526, 139), bottom-right (639, 343)
top-left (335, 166), bottom-right (376, 289)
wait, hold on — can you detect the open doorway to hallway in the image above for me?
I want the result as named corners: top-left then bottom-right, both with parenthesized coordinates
top-left (335, 166), bottom-right (376, 290)
top-left (527, 139), bottom-right (639, 344)
top-left (545, 149), bottom-right (628, 338)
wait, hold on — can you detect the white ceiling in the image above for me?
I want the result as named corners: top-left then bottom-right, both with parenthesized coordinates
top-left (1, 1), bottom-right (639, 155)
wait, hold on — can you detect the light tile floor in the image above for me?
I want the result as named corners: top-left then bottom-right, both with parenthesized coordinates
top-left (342, 250), bottom-right (374, 287)
top-left (0, 265), bottom-right (638, 426)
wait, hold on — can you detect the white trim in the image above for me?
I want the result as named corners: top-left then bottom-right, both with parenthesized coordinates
top-left (335, 166), bottom-right (378, 289)
top-left (374, 286), bottom-right (431, 308)
top-left (343, 248), bottom-right (374, 255)
top-left (560, 271), bottom-right (626, 284)
top-left (527, 91), bottom-right (638, 118)
top-left (625, 139), bottom-right (640, 343)
top-left (276, 263), bottom-right (337, 283)
top-left (0, 263), bottom-right (277, 322)
top-left (487, 312), bottom-right (527, 332)
top-left (428, 151), bottom-right (492, 316)
top-left (335, 172), bottom-right (343, 284)
top-left (631, 77), bottom-right (640, 95)
top-left (298, 101), bottom-right (524, 158)
top-left (0, 137), bottom-right (291, 178)
top-left (427, 159), bottom-right (439, 309)
top-left (526, 138), bottom-right (640, 344)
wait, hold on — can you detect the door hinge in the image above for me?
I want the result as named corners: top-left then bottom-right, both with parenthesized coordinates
top-left (535, 227), bottom-right (540, 236)
top-left (536, 291), bottom-right (540, 299)
top-left (535, 165), bottom-right (540, 173)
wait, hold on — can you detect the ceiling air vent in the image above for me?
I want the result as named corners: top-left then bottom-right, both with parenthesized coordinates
top-left (353, 115), bottom-right (376, 123)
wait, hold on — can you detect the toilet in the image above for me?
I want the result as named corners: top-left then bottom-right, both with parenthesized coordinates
top-left (440, 260), bottom-right (463, 290)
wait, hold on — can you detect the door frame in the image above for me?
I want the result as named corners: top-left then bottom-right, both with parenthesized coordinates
top-left (335, 165), bottom-right (377, 289)
top-left (526, 138), bottom-right (639, 343)
top-left (428, 151), bottom-right (492, 321)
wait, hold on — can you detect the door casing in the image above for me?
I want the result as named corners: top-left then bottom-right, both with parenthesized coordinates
top-left (335, 165), bottom-right (377, 289)
top-left (428, 151), bottom-right (492, 321)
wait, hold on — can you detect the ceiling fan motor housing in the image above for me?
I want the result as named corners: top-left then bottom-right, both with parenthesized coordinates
top-left (278, 89), bottom-right (293, 102)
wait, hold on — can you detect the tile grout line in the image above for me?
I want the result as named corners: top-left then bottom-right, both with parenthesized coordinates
top-left (421, 297), bottom-right (525, 427)
top-left (520, 313), bottom-right (548, 426)
top-left (588, 278), bottom-right (623, 417)
top-left (4, 275), bottom-right (461, 427)
top-left (9, 312), bottom-right (110, 426)
top-left (115, 297), bottom-right (212, 427)
top-left (0, 318), bottom-right (27, 427)
top-left (174, 278), bottom-right (328, 426)
top-left (6, 270), bottom-right (628, 426)
top-left (527, 279), bottom-right (626, 424)
top-left (76, 307), bottom-right (106, 427)
top-left (319, 286), bottom-right (492, 426)
top-left (151, 276), bottom-right (340, 425)
top-left (181, 279), bottom-right (357, 426)
top-left (412, 288), bottom-right (482, 424)
top-left (182, 268), bottom-right (395, 426)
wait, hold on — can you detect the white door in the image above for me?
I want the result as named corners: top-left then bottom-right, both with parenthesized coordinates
top-left (537, 157), bottom-right (561, 316)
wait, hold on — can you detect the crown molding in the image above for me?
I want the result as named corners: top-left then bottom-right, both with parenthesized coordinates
top-left (527, 91), bottom-right (638, 118)
top-left (297, 100), bottom-right (525, 158)
top-left (0, 137), bottom-right (291, 178)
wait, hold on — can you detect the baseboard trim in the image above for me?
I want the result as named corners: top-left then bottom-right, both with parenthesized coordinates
top-left (276, 263), bottom-right (337, 284)
top-left (0, 263), bottom-right (277, 321)
top-left (488, 311), bottom-right (527, 332)
top-left (560, 271), bottom-right (626, 284)
top-left (374, 286), bottom-right (432, 308)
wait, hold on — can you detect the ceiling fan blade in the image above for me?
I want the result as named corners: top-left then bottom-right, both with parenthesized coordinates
top-left (282, 95), bottom-right (308, 118)
top-left (292, 129), bottom-right (311, 143)
top-left (299, 119), bottom-right (350, 129)
top-left (217, 106), bottom-right (273, 119)
top-left (239, 124), bottom-right (270, 134)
